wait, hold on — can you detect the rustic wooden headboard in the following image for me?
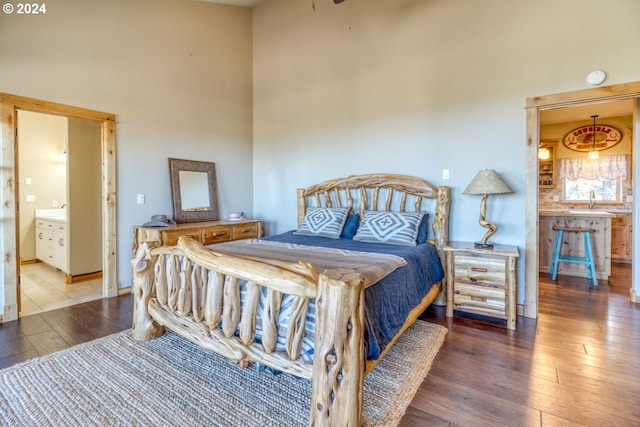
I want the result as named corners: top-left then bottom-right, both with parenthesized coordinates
top-left (296, 173), bottom-right (451, 253)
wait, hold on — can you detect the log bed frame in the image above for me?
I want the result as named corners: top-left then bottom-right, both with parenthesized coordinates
top-left (132, 173), bottom-right (451, 426)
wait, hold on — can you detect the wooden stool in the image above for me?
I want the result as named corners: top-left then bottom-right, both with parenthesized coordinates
top-left (550, 226), bottom-right (598, 286)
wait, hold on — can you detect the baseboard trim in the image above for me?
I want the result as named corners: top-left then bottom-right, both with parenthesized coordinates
top-left (118, 287), bottom-right (132, 296)
top-left (65, 271), bottom-right (103, 285)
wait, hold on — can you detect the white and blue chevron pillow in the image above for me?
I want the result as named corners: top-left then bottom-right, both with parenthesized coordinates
top-left (353, 210), bottom-right (425, 246)
top-left (294, 207), bottom-right (349, 239)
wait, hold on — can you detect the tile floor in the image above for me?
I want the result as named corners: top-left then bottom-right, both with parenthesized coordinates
top-left (19, 262), bottom-right (103, 317)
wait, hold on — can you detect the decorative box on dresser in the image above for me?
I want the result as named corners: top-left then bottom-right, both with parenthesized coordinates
top-left (133, 219), bottom-right (263, 254)
top-left (444, 241), bottom-right (519, 330)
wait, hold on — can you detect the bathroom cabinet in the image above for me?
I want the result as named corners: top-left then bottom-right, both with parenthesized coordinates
top-left (36, 218), bottom-right (68, 273)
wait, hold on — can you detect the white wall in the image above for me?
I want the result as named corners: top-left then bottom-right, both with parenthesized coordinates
top-left (3, 0), bottom-right (640, 305)
top-left (252, 0), bottom-right (640, 305)
top-left (0, 0), bottom-right (254, 288)
top-left (68, 117), bottom-right (102, 276)
top-left (17, 111), bottom-right (68, 261)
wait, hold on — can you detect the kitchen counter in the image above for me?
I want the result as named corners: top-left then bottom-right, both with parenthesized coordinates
top-left (539, 209), bottom-right (615, 217)
top-left (539, 210), bottom-right (612, 281)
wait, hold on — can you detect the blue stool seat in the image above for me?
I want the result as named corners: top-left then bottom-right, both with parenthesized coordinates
top-left (550, 226), bottom-right (598, 286)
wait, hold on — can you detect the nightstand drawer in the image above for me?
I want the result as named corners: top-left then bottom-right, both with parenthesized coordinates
top-left (203, 226), bottom-right (233, 244)
top-left (454, 254), bottom-right (506, 288)
top-left (453, 282), bottom-right (506, 316)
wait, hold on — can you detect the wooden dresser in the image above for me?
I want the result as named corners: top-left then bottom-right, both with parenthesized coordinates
top-left (444, 241), bottom-right (519, 330)
top-left (133, 219), bottom-right (263, 255)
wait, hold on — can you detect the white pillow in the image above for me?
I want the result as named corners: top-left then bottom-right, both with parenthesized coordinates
top-left (353, 211), bottom-right (425, 246)
top-left (294, 207), bottom-right (349, 239)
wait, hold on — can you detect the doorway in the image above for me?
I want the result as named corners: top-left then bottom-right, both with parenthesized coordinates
top-left (17, 110), bottom-right (103, 315)
top-left (0, 93), bottom-right (117, 322)
top-left (524, 81), bottom-right (640, 319)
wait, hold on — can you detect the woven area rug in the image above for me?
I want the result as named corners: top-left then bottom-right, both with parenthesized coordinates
top-left (0, 320), bottom-right (447, 427)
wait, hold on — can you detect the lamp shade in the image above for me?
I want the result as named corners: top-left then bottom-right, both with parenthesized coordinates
top-left (463, 170), bottom-right (513, 195)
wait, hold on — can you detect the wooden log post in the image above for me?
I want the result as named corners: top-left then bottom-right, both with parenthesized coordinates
top-left (433, 185), bottom-right (451, 306)
top-left (309, 273), bottom-right (365, 427)
top-left (132, 243), bottom-right (165, 341)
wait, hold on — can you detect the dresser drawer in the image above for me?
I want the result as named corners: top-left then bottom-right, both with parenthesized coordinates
top-left (453, 254), bottom-right (506, 288)
top-left (203, 226), bottom-right (232, 244)
top-left (232, 223), bottom-right (259, 240)
top-left (163, 229), bottom-right (202, 246)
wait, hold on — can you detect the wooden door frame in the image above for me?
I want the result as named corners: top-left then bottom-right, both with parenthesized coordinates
top-left (0, 93), bottom-right (117, 322)
top-left (525, 81), bottom-right (640, 318)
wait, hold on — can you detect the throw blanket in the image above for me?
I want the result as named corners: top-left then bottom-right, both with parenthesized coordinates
top-left (203, 232), bottom-right (443, 362)
top-left (209, 239), bottom-right (407, 289)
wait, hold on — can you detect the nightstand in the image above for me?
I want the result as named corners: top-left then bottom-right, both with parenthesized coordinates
top-left (444, 241), bottom-right (519, 330)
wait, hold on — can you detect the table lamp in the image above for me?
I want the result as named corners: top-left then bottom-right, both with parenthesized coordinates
top-left (463, 169), bottom-right (514, 248)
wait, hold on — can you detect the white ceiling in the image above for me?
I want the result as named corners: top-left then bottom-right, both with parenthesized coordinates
top-left (197, 0), bottom-right (264, 7)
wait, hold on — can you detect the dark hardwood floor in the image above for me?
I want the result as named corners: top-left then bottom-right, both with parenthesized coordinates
top-left (407, 262), bottom-right (640, 427)
top-left (0, 294), bottom-right (133, 370)
top-left (1, 263), bottom-right (638, 426)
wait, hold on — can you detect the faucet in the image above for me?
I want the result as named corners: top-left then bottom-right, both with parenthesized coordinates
top-left (589, 190), bottom-right (596, 210)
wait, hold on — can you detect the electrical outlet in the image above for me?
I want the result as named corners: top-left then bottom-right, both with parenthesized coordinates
top-left (137, 194), bottom-right (145, 204)
top-left (26, 195), bottom-right (35, 203)
top-left (52, 200), bottom-right (58, 207)
top-left (442, 169), bottom-right (449, 180)
top-left (552, 196), bottom-right (559, 202)
top-left (626, 195), bottom-right (633, 203)
top-left (25, 177), bottom-right (32, 185)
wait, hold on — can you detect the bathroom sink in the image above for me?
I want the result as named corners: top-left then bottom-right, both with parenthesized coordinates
top-left (35, 209), bottom-right (67, 221)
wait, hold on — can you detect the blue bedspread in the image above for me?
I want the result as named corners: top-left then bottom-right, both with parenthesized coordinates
top-left (263, 231), bottom-right (444, 360)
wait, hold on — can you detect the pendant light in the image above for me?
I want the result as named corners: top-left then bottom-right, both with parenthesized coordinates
top-left (588, 115), bottom-right (600, 159)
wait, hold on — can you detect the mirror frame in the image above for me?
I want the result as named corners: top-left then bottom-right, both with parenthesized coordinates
top-left (168, 158), bottom-right (219, 223)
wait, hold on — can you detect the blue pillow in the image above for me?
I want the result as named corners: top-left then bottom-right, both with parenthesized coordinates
top-left (340, 213), bottom-right (360, 239)
top-left (416, 213), bottom-right (430, 244)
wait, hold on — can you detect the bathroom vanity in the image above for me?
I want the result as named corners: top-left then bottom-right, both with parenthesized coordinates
top-left (35, 209), bottom-right (68, 274)
top-left (539, 210), bottom-right (613, 281)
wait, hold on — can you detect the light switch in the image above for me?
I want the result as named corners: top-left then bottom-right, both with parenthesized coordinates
top-left (26, 195), bottom-right (35, 203)
top-left (442, 169), bottom-right (449, 180)
top-left (25, 177), bottom-right (32, 185)
top-left (137, 194), bottom-right (145, 204)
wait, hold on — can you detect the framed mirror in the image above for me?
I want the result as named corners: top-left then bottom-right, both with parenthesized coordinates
top-left (168, 158), bottom-right (219, 223)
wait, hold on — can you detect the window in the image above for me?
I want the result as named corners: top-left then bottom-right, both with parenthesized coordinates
top-left (558, 155), bottom-right (627, 203)
top-left (563, 176), bottom-right (622, 202)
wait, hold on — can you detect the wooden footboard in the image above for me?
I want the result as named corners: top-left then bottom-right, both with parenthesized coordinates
top-left (132, 235), bottom-right (366, 426)
top-left (132, 173), bottom-right (450, 426)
